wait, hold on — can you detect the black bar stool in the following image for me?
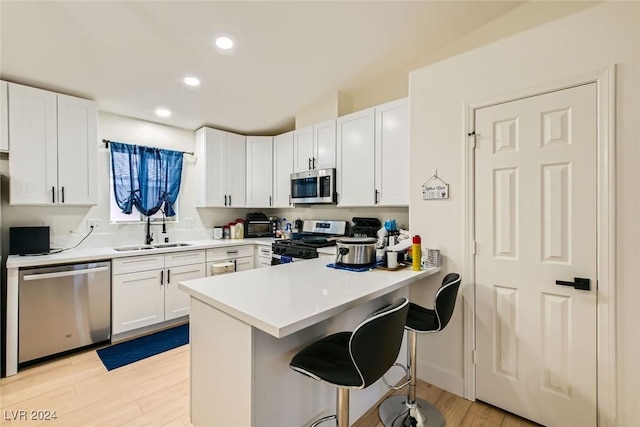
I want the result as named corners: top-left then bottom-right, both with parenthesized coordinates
top-left (378, 273), bottom-right (461, 427)
top-left (290, 298), bottom-right (410, 426)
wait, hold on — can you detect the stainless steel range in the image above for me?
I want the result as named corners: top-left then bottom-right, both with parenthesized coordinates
top-left (272, 219), bottom-right (347, 264)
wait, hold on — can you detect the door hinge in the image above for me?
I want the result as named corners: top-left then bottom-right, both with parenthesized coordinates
top-left (472, 240), bottom-right (477, 255)
top-left (469, 131), bottom-right (476, 148)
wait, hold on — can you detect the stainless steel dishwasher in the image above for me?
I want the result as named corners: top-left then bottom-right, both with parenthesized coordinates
top-left (18, 261), bottom-right (111, 365)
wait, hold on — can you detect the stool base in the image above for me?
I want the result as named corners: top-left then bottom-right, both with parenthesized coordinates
top-left (378, 395), bottom-right (446, 427)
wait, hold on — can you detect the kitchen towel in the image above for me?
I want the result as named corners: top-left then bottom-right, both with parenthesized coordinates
top-left (326, 263), bottom-right (376, 272)
top-left (97, 324), bottom-right (188, 371)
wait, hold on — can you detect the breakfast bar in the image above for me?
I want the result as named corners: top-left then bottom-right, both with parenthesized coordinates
top-left (178, 258), bottom-right (440, 427)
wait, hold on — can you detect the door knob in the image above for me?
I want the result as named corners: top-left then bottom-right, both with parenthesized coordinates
top-left (555, 277), bottom-right (590, 291)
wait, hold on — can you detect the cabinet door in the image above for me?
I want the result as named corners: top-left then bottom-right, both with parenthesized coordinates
top-left (313, 119), bottom-right (336, 170)
top-left (165, 264), bottom-right (205, 321)
top-left (57, 94), bottom-right (97, 205)
top-left (196, 128), bottom-right (227, 207)
top-left (1, 81), bottom-right (8, 151)
top-left (336, 107), bottom-right (375, 206)
top-left (112, 269), bottom-right (164, 334)
top-left (8, 83), bottom-right (58, 204)
top-left (246, 136), bottom-right (273, 207)
top-left (272, 131), bottom-right (294, 207)
top-left (234, 257), bottom-right (254, 272)
top-left (293, 125), bottom-right (313, 172)
top-left (375, 98), bottom-right (409, 206)
top-left (226, 132), bottom-right (246, 207)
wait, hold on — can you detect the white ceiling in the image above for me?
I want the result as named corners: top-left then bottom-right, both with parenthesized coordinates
top-left (1, 1), bottom-right (535, 135)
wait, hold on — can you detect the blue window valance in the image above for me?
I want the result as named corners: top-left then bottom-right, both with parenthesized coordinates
top-left (110, 141), bottom-right (184, 217)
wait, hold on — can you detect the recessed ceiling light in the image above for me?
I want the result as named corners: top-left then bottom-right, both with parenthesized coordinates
top-left (155, 108), bottom-right (171, 118)
top-left (215, 36), bottom-right (234, 50)
top-left (183, 76), bottom-right (200, 87)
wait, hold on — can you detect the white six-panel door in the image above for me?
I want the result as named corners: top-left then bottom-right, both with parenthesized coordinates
top-left (475, 83), bottom-right (597, 427)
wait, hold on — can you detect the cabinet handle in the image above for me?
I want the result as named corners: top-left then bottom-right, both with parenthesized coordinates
top-left (375, 189), bottom-right (379, 204)
top-left (52, 186), bottom-right (55, 203)
top-left (289, 194), bottom-right (291, 206)
top-left (227, 250), bottom-right (239, 255)
top-left (160, 270), bottom-right (164, 285)
top-left (229, 194), bottom-right (232, 206)
top-left (167, 269), bottom-right (171, 284)
top-left (224, 195), bottom-right (227, 206)
top-left (269, 195), bottom-right (272, 206)
top-left (233, 259), bottom-right (237, 272)
top-left (308, 158), bottom-right (312, 170)
top-left (312, 157), bottom-right (316, 169)
top-left (61, 186), bottom-right (65, 203)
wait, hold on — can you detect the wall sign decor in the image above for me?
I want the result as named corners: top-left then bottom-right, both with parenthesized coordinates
top-left (422, 170), bottom-right (449, 200)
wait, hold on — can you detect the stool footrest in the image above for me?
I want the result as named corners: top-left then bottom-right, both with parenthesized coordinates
top-left (378, 395), bottom-right (446, 427)
top-left (382, 363), bottom-right (410, 390)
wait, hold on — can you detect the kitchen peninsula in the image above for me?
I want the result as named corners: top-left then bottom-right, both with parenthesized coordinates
top-left (178, 258), bottom-right (440, 427)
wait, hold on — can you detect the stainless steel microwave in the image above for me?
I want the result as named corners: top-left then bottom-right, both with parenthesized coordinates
top-left (290, 168), bottom-right (336, 204)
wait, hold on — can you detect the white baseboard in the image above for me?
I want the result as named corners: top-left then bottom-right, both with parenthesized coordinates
top-left (416, 359), bottom-right (465, 398)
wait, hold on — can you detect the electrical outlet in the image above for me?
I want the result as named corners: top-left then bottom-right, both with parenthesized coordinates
top-left (87, 219), bottom-right (102, 231)
top-left (185, 218), bottom-right (194, 228)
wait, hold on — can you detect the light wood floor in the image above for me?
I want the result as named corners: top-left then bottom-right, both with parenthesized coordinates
top-left (0, 345), bottom-right (539, 427)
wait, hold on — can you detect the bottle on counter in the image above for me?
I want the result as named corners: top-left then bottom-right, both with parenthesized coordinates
top-left (223, 225), bottom-right (231, 239)
top-left (235, 219), bottom-right (244, 239)
top-left (229, 222), bottom-right (236, 239)
top-left (412, 235), bottom-right (422, 271)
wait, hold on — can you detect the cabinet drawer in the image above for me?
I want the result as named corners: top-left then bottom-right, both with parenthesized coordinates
top-left (113, 254), bottom-right (165, 275)
top-left (256, 245), bottom-right (272, 258)
top-left (165, 250), bottom-right (206, 268)
top-left (206, 245), bottom-right (254, 262)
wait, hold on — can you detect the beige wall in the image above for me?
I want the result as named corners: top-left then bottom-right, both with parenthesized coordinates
top-left (408, 2), bottom-right (639, 424)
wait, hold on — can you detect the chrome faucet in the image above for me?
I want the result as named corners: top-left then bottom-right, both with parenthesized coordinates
top-left (145, 216), bottom-right (153, 245)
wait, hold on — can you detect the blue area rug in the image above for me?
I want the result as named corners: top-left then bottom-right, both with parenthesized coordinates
top-left (97, 324), bottom-right (189, 371)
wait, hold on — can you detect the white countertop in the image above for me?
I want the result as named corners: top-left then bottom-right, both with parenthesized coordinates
top-left (178, 258), bottom-right (440, 338)
top-left (6, 238), bottom-right (276, 269)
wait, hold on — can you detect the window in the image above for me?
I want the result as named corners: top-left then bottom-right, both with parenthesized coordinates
top-left (108, 141), bottom-right (184, 223)
top-left (109, 175), bottom-right (178, 223)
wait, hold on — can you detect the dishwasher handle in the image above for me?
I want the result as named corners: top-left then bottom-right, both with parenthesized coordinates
top-left (22, 266), bottom-right (110, 281)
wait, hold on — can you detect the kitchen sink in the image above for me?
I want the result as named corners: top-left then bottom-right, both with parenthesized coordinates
top-left (113, 243), bottom-right (193, 251)
top-left (152, 242), bottom-right (192, 248)
top-left (113, 245), bottom-right (155, 251)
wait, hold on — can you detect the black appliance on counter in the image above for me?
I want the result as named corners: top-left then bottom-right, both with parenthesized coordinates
top-left (350, 217), bottom-right (381, 238)
top-left (272, 219), bottom-right (347, 264)
top-left (245, 212), bottom-right (274, 238)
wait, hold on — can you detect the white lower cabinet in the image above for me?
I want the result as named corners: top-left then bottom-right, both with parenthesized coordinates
top-left (206, 245), bottom-right (255, 276)
top-left (112, 250), bottom-right (206, 334)
top-left (256, 245), bottom-right (273, 268)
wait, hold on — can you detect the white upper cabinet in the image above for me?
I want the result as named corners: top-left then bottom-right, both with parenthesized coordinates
top-left (375, 98), bottom-right (409, 206)
top-left (336, 98), bottom-right (410, 207)
top-left (293, 119), bottom-right (336, 172)
top-left (1, 81), bottom-right (8, 152)
top-left (336, 107), bottom-right (375, 206)
top-left (293, 125), bottom-right (313, 172)
top-left (246, 136), bottom-right (273, 207)
top-left (272, 131), bottom-right (294, 207)
top-left (8, 82), bottom-right (97, 205)
top-left (195, 127), bottom-right (246, 207)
